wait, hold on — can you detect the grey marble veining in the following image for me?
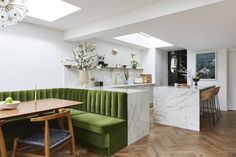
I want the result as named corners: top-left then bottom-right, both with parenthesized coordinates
top-left (128, 91), bottom-right (150, 145)
top-left (154, 86), bottom-right (200, 131)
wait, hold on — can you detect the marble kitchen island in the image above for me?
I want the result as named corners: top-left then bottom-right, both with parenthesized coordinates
top-left (153, 86), bottom-right (211, 131)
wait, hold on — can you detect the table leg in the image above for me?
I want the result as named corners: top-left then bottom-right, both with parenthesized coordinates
top-left (0, 125), bottom-right (7, 157)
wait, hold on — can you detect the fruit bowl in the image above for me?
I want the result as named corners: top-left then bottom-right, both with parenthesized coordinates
top-left (0, 101), bottom-right (20, 110)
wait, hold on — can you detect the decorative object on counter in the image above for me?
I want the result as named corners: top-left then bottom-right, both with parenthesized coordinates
top-left (114, 74), bottom-right (122, 85)
top-left (131, 60), bottom-right (139, 69)
top-left (95, 81), bottom-right (103, 87)
top-left (73, 41), bottom-right (97, 87)
top-left (141, 74), bottom-right (152, 83)
top-left (178, 64), bottom-right (200, 86)
top-left (116, 64), bottom-right (121, 68)
top-left (134, 77), bottom-right (143, 84)
top-left (0, 0), bottom-right (28, 27)
top-left (103, 63), bottom-right (108, 67)
top-left (124, 70), bottom-right (130, 84)
top-left (192, 73), bottom-right (200, 86)
top-left (196, 52), bottom-right (216, 80)
top-left (97, 54), bottom-right (105, 66)
top-left (131, 52), bottom-right (139, 69)
top-left (174, 83), bottom-right (179, 88)
top-left (112, 48), bottom-right (118, 55)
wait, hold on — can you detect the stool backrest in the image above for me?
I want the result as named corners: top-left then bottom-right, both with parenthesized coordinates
top-left (214, 86), bottom-right (221, 95)
top-left (200, 88), bottom-right (215, 100)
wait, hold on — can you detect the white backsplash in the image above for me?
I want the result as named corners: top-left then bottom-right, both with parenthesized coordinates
top-left (64, 67), bottom-right (144, 88)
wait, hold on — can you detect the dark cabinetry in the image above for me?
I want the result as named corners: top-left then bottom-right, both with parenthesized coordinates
top-left (168, 50), bottom-right (187, 86)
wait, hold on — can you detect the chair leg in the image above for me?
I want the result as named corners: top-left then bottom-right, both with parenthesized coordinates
top-left (0, 126), bottom-right (7, 157)
top-left (70, 138), bottom-right (77, 157)
top-left (12, 138), bottom-right (19, 157)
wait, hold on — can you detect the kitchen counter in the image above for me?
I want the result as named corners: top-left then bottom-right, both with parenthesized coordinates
top-left (153, 86), bottom-right (212, 131)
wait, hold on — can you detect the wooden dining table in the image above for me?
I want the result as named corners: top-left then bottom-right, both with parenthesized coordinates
top-left (0, 98), bottom-right (84, 157)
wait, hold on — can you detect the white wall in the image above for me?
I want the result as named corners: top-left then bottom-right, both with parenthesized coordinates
top-left (141, 48), bottom-right (156, 83)
top-left (156, 49), bottom-right (168, 86)
top-left (0, 23), bottom-right (74, 91)
top-left (228, 49), bottom-right (236, 110)
top-left (187, 49), bottom-right (228, 111)
top-left (64, 39), bottom-right (143, 87)
top-left (90, 39), bottom-right (142, 68)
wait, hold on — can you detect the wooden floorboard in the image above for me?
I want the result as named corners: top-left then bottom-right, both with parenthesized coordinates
top-left (9, 111), bottom-right (236, 157)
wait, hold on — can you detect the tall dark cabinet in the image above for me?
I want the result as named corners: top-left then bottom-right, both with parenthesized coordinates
top-left (168, 50), bottom-right (187, 86)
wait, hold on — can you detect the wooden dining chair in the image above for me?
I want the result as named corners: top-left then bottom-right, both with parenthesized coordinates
top-left (12, 109), bottom-right (77, 157)
top-left (0, 120), bottom-right (7, 157)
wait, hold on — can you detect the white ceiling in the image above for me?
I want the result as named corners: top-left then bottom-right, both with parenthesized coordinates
top-left (24, 0), bottom-right (158, 30)
top-left (23, 0), bottom-right (236, 52)
top-left (76, 0), bottom-right (236, 52)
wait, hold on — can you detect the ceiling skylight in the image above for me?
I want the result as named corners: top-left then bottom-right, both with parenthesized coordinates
top-left (26, 0), bottom-right (81, 22)
top-left (114, 32), bottom-right (173, 48)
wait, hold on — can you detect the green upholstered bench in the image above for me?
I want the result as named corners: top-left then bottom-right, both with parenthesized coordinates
top-left (0, 88), bottom-right (128, 156)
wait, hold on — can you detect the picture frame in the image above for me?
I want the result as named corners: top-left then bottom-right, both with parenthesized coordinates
top-left (196, 51), bottom-right (217, 80)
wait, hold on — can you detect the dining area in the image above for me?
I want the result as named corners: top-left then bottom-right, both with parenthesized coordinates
top-left (0, 88), bottom-right (132, 157)
top-left (0, 98), bottom-right (84, 157)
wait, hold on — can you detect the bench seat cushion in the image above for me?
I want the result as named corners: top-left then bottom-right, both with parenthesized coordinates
top-left (71, 113), bottom-right (126, 134)
top-left (69, 109), bottom-right (87, 116)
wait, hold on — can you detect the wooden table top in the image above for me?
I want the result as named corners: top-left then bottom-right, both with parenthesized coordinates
top-left (0, 99), bottom-right (84, 120)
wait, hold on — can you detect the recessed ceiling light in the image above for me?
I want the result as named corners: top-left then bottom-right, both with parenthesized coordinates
top-left (26, 0), bottom-right (81, 22)
top-left (114, 32), bottom-right (173, 48)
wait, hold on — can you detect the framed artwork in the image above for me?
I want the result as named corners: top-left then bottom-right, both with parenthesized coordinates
top-left (196, 52), bottom-right (216, 80)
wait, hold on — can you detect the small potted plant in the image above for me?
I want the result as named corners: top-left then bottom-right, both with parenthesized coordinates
top-left (124, 69), bottom-right (130, 84)
top-left (131, 60), bottom-right (139, 69)
top-left (131, 52), bottom-right (139, 69)
top-left (192, 73), bottom-right (200, 86)
top-left (97, 54), bottom-right (105, 66)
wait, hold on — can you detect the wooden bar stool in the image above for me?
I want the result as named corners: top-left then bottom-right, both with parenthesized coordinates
top-left (0, 120), bottom-right (7, 157)
top-left (200, 88), bottom-right (216, 128)
top-left (12, 109), bottom-right (77, 157)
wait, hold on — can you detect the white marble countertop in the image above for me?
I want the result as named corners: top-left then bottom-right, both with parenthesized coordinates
top-left (75, 86), bottom-right (148, 94)
top-left (154, 86), bottom-right (212, 92)
top-left (107, 83), bottom-right (155, 88)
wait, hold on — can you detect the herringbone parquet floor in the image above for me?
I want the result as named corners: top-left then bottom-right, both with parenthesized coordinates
top-left (11, 110), bottom-right (236, 157)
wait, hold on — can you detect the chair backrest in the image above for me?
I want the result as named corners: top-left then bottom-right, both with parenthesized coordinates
top-left (30, 109), bottom-right (70, 122)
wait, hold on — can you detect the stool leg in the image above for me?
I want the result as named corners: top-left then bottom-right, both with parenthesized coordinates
top-left (206, 99), bottom-right (213, 129)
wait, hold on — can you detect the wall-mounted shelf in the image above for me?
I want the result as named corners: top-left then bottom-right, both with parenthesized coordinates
top-left (63, 64), bottom-right (144, 71)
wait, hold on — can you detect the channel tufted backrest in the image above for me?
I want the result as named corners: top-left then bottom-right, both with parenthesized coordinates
top-left (86, 90), bottom-right (127, 120)
top-left (0, 88), bottom-right (127, 120)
